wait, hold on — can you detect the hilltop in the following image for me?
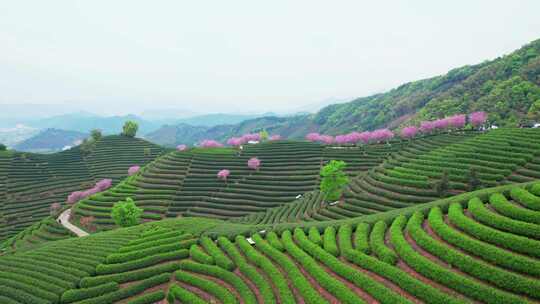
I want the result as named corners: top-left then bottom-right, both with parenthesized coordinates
top-left (147, 38), bottom-right (540, 146)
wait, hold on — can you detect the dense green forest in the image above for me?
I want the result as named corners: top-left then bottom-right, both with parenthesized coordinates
top-left (315, 38), bottom-right (540, 133)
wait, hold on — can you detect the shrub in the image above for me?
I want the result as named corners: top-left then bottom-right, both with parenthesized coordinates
top-left (308, 227), bottom-right (322, 245)
top-left (128, 290), bottom-right (165, 304)
top-left (111, 197), bottom-right (143, 227)
top-left (323, 226), bottom-right (339, 256)
top-left (266, 231), bottom-right (284, 251)
top-left (408, 211), bottom-right (540, 299)
top-left (252, 233), bottom-right (325, 303)
top-left (429, 206), bottom-right (540, 277)
top-left (448, 201), bottom-right (540, 258)
top-left (293, 228), bottom-right (405, 303)
top-left (390, 215), bottom-right (527, 304)
top-left (509, 187), bottom-right (540, 210)
top-left (190, 244), bottom-right (214, 265)
top-left (240, 235), bottom-right (295, 303)
top-left (370, 221), bottom-right (397, 265)
top-left (354, 223), bottom-right (371, 254)
top-left (179, 260), bottom-right (257, 304)
top-left (175, 270), bottom-right (235, 303)
top-left (167, 285), bottom-right (205, 304)
top-left (61, 282), bottom-right (118, 303)
top-left (282, 229), bottom-right (362, 304)
top-left (218, 237), bottom-right (275, 303)
top-left (489, 193), bottom-right (540, 224)
top-left (122, 121), bottom-right (138, 137)
top-left (199, 236), bottom-right (235, 271)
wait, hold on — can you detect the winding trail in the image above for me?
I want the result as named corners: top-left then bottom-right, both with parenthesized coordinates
top-left (58, 209), bottom-right (89, 237)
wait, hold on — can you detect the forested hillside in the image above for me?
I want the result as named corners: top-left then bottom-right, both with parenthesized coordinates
top-left (147, 38), bottom-right (540, 147)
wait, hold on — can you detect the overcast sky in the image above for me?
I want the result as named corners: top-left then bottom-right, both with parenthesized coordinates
top-left (1, 0), bottom-right (539, 116)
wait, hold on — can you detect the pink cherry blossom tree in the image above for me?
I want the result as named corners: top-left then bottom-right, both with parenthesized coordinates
top-left (217, 169), bottom-right (230, 182)
top-left (319, 135), bottom-right (335, 145)
top-left (128, 166), bottom-right (140, 176)
top-left (469, 111), bottom-right (488, 128)
top-left (95, 179), bottom-right (112, 191)
top-left (448, 114), bottom-right (466, 129)
top-left (199, 139), bottom-right (224, 148)
top-left (358, 131), bottom-right (371, 144)
top-left (176, 144), bottom-right (187, 151)
top-left (227, 137), bottom-right (245, 147)
top-left (67, 191), bottom-right (83, 204)
top-left (269, 135), bottom-right (282, 141)
top-left (305, 133), bottom-right (321, 142)
top-left (401, 126), bottom-right (419, 139)
top-left (247, 157), bottom-right (261, 170)
top-left (420, 121), bottom-right (436, 134)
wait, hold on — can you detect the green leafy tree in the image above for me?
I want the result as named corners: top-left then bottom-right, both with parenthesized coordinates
top-left (320, 160), bottom-right (349, 202)
top-left (90, 129), bottom-right (102, 141)
top-left (0, 143), bottom-right (6, 151)
top-left (468, 167), bottom-right (482, 191)
top-left (259, 129), bottom-right (269, 141)
top-left (435, 170), bottom-right (449, 197)
top-left (111, 197), bottom-right (143, 227)
top-left (122, 121), bottom-right (139, 137)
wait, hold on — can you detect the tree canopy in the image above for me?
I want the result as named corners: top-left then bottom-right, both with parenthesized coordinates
top-left (320, 160), bottom-right (349, 202)
top-left (111, 197), bottom-right (143, 227)
top-left (122, 121), bottom-right (139, 137)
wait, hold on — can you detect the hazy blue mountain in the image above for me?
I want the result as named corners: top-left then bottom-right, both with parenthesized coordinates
top-left (25, 112), bottom-right (163, 135)
top-left (14, 128), bottom-right (88, 153)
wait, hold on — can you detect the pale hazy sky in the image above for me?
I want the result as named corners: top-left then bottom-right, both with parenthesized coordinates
top-left (1, 0), bottom-right (539, 115)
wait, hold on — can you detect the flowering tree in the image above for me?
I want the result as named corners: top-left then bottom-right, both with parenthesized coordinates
top-left (128, 166), bottom-right (140, 176)
top-left (371, 129), bottom-right (394, 143)
top-left (95, 179), bottom-right (112, 191)
top-left (217, 169), bottom-right (230, 182)
top-left (227, 137), bottom-right (244, 147)
top-left (334, 135), bottom-right (349, 145)
top-left (318, 135), bottom-right (334, 145)
top-left (176, 144), bottom-right (187, 151)
top-left (269, 135), bottom-right (282, 141)
top-left (358, 131), bottom-right (371, 144)
top-left (67, 179), bottom-right (112, 204)
top-left (448, 114), bottom-right (466, 129)
top-left (50, 202), bottom-right (61, 216)
top-left (433, 118), bottom-right (450, 130)
top-left (67, 191), bottom-right (83, 204)
top-left (401, 126), bottom-right (419, 139)
top-left (305, 133), bottom-right (321, 142)
top-left (420, 121), bottom-right (436, 134)
top-left (469, 111), bottom-right (488, 128)
top-left (199, 139), bottom-right (224, 148)
top-left (247, 157), bottom-right (261, 170)
top-left (242, 133), bottom-right (261, 142)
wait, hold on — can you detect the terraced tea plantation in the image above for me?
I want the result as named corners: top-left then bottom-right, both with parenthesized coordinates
top-left (0, 135), bottom-right (165, 243)
top-left (1, 181), bottom-right (539, 303)
top-left (1, 127), bottom-right (540, 303)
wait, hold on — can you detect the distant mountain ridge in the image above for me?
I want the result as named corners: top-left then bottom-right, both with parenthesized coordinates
top-left (14, 128), bottom-right (88, 153)
top-left (146, 38), bottom-right (540, 146)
